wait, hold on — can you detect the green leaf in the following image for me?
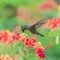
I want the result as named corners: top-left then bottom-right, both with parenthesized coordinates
top-left (24, 30), bottom-right (33, 38)
top-left (0, 43), bottom-right (14, 57)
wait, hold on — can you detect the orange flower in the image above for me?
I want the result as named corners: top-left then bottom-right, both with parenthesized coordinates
top-left (37, 0), bottom-right (57, 11)
top-left (46, 18), bottom-right (60, 29)
top-left (33, 42), bottom-right (43, 51)
top-left (0, 30), bottom-right (12, 44)
top-left (0, 55), bottom-right (14, 60)
top-left (0, 30), bottom-right (50, 59)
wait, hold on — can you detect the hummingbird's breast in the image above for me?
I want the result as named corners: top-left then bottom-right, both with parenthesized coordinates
top-left (29, 27), bottom-right (36, 34)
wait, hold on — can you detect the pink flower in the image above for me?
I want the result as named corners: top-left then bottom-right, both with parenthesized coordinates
top-left (56, 18), bottom-right (60, 24)
top-left (46, 19), bottom-right (60, 29)
top-left (37, 0), bottom-right (56, 11)
top-left (29, 38), bottom-right (36, 47)
top-left (0, 55), bottom-right (14, 60)
top-left (0, 30), bottom-right (51, 59)
top-left (36, 48), bottom-right (45, 58)
top-left (22, 37), bottom-right (30, 46)
top-left (0, 30), bottom-right (12, 43)
top-left (13, 33), bottom-right (20, 41)
top-left (22, 37), bottom-right (36, 47)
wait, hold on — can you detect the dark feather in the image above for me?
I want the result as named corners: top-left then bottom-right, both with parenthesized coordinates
top-left (21, 18), bottom-right (52, 37)
top-left (31, 18), bottom-right (48, 29)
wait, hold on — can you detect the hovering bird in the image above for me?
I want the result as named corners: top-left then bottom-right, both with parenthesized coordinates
top-left (21, 18), bottom-right (50, 37)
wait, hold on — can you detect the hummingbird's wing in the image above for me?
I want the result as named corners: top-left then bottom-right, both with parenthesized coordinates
top-left (31, 18), bottom-right (49, 29)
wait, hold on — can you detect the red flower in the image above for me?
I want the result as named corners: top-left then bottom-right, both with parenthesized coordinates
top-left (30, 38), bottom-right (36, 43)
top-left (13, 33), bottom-right (20, 41)
top-left (22, 37), bottom-right (37, 47)
top-left (2, 31), bottom-right (9, 42)
top-left (0, 55), bottom-right (14, 60)
top-left (21, 36), bottom-right (46, 59)
top-left (37, 0), bottom-right (56, 11)
top-left (36, 48), bottom-right (45, 58)
top-left (47, 19), bottom-right (60, 29)
top-left (22, 37), bottom-right (30, 46)
top-left (0, 30), bottom-right (50, 59)
top-left (40, 3), bottom-right (54, 9)
top-left (0, 34), bottom-right (2, 40)
top-left (57, 18), bottom-right (60, 24)
top-left (29, 38), bottom-right (36, 47)
top-left (0, 30), bottom-right (12, 43)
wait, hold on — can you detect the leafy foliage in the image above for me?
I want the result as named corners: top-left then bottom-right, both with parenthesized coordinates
top-left (0, 0), bottom-right (60, 60)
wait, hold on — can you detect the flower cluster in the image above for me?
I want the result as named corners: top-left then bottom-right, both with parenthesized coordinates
top-left (37, 0), bottom-right (56, 11)
top-left (0, 30), bottom-right (12, 44)
top-left (12, 33), bottom-right (20, 41)
top-left (36, 48), bottom-right (45, 58)
top-left (20, 33), bottom-right (45, 59)
top-left (46, 18), bottom-right (60, 29)
top-left (0, 55), bottom-right (14, 60)
top-left (39, 3), bottom-right (54, 10)
top-left (0, 30), bottom-right (21, 45)
top-left (0, 30), bottom-right (50, 59)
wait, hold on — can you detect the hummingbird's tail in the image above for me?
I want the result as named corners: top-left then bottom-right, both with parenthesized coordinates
top-left (36, 31), bottom-right (44, 37)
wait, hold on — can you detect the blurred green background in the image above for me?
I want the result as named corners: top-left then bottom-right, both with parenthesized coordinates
top-left (0, 0), bottom-right (60, 60)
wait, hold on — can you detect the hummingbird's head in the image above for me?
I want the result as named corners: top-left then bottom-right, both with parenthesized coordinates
top-left (21, 25), bottom-right (28, 32)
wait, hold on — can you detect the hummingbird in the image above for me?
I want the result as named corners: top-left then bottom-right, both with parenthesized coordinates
top-left (21, 18), bottom-right (50, 37)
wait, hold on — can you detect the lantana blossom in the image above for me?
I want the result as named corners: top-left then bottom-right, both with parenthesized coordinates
top-left (46, 18), bottom-right (60, 29)
top-left (0, 55), bottom-right (14, 60)
top-left (0, 30), bottom-right (51, 59)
